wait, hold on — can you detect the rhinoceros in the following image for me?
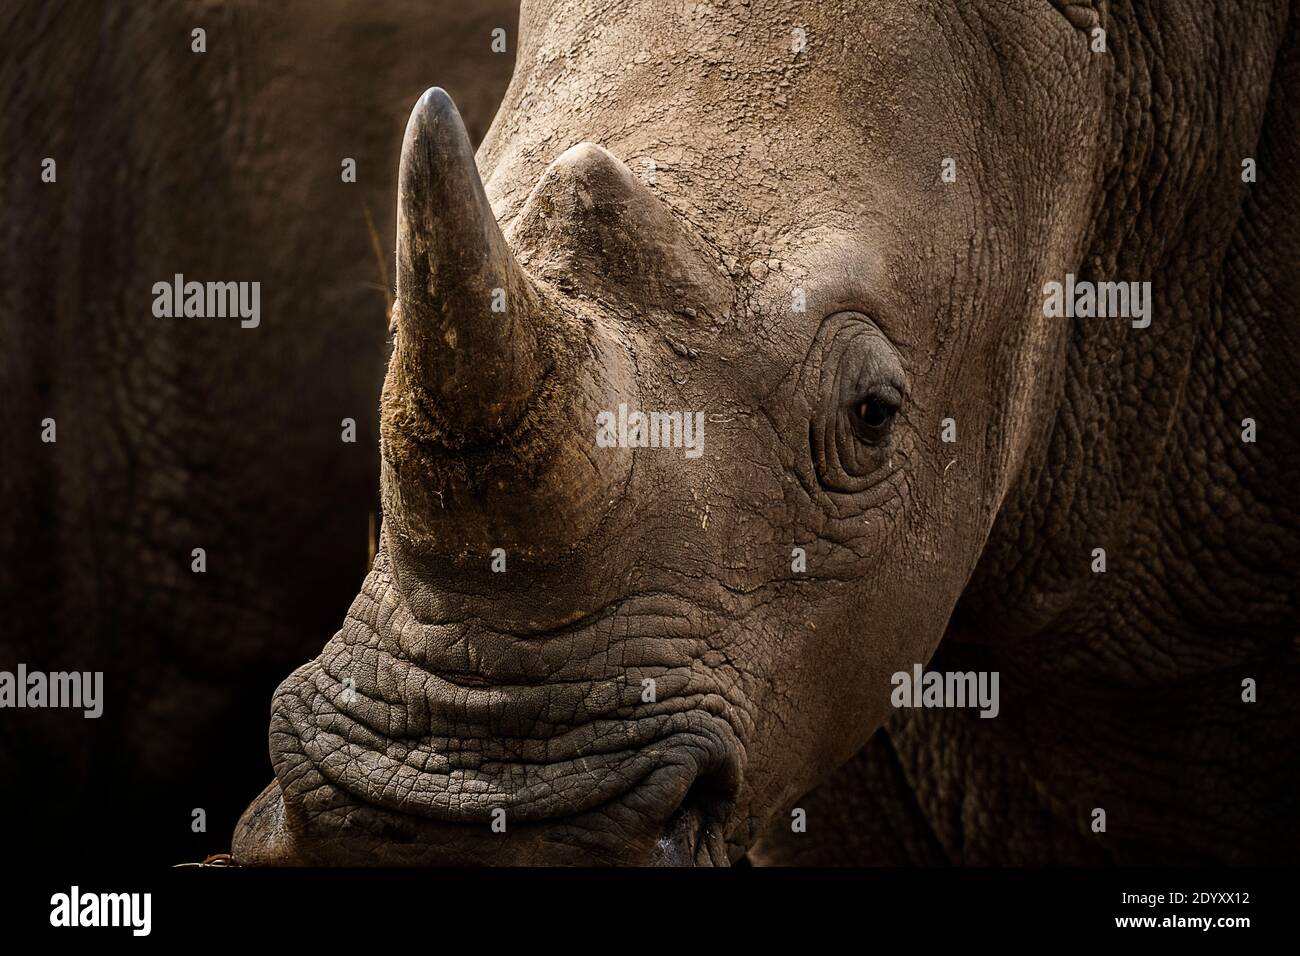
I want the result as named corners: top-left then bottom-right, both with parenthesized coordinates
top-left (233, 0), bottom-right (1300, 865)
top-left (0, 0), bottom-right (517, 862)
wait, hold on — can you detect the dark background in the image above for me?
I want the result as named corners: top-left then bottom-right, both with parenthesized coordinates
top-left (0, 0), bottom-right (518, 864)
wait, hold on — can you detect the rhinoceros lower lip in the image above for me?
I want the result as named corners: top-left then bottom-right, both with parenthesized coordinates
top-left (650, 778), bottom-right (733, 866)
top-left (654, 803), bottom-right (707, 865)
top-left (286, 684), bottom-right (738, 822)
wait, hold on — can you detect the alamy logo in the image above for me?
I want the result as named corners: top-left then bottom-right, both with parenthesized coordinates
top-left (0, 664), bottom-right (102, 718)
top-left (152, 273), bottom-right (261, 328)
top-left (1042, 272), bottom-right (1152, 329)
top-left (50, 886), bottom-right (150, 936)
top-left (891, 664), bottom-right (1000, 718)
top-left (596, 403), bottom-right (705, 459)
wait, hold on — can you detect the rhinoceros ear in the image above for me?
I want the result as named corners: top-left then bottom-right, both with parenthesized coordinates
top-left (507, 142), bottom-right (730, 318)
top-left (394, 87), bottom-right (551, 440)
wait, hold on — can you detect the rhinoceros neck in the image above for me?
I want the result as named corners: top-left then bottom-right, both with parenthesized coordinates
top-left (963, 18), bottom-right (1299, 660)
top-left (937, 242), bottom-right (1300, 864)
top-left (918, 36), bottom-right (1300, 864)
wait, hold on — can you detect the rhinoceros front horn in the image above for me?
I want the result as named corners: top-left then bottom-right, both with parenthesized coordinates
top-left (394, 87), bottom-right (545, 440)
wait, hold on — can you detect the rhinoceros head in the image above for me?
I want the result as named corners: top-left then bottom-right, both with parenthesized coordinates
top-left (234, 0), bottom-right (1110, 864)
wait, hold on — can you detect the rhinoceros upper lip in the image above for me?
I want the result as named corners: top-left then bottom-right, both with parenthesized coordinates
top-left (296, 689), bottom-right (738, 826)
top-left (275, 635), bottom-right (743, 829)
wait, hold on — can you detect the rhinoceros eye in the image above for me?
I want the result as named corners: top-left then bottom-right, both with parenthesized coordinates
top-left (851, 387), bottom-right (901, 445)
top-left (806, 313), bottom-right (907, 495)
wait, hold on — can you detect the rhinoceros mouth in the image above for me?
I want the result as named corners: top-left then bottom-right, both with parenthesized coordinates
top-left (242, 559), bottom-right (747, 864)
top-left (256, 668), bottom-right (743, 864)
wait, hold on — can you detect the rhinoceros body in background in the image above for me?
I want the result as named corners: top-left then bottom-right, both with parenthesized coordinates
top-left (0, 0), bottom-right (517, 862)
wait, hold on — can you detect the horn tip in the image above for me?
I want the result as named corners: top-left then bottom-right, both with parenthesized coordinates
top-left (417, 86), bottom-right (453, 112)
top-left (406, 86), bottom-right (464, 141)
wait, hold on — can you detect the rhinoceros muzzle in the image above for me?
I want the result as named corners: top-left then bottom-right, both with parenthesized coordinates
top-left (232, 568), bottom-right (744, 865)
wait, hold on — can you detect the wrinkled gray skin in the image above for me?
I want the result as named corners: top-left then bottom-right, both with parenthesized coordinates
top-left (0, 0), bottom-right (516, 860)
top-left (235, 0), bottom-right (1300, 865)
